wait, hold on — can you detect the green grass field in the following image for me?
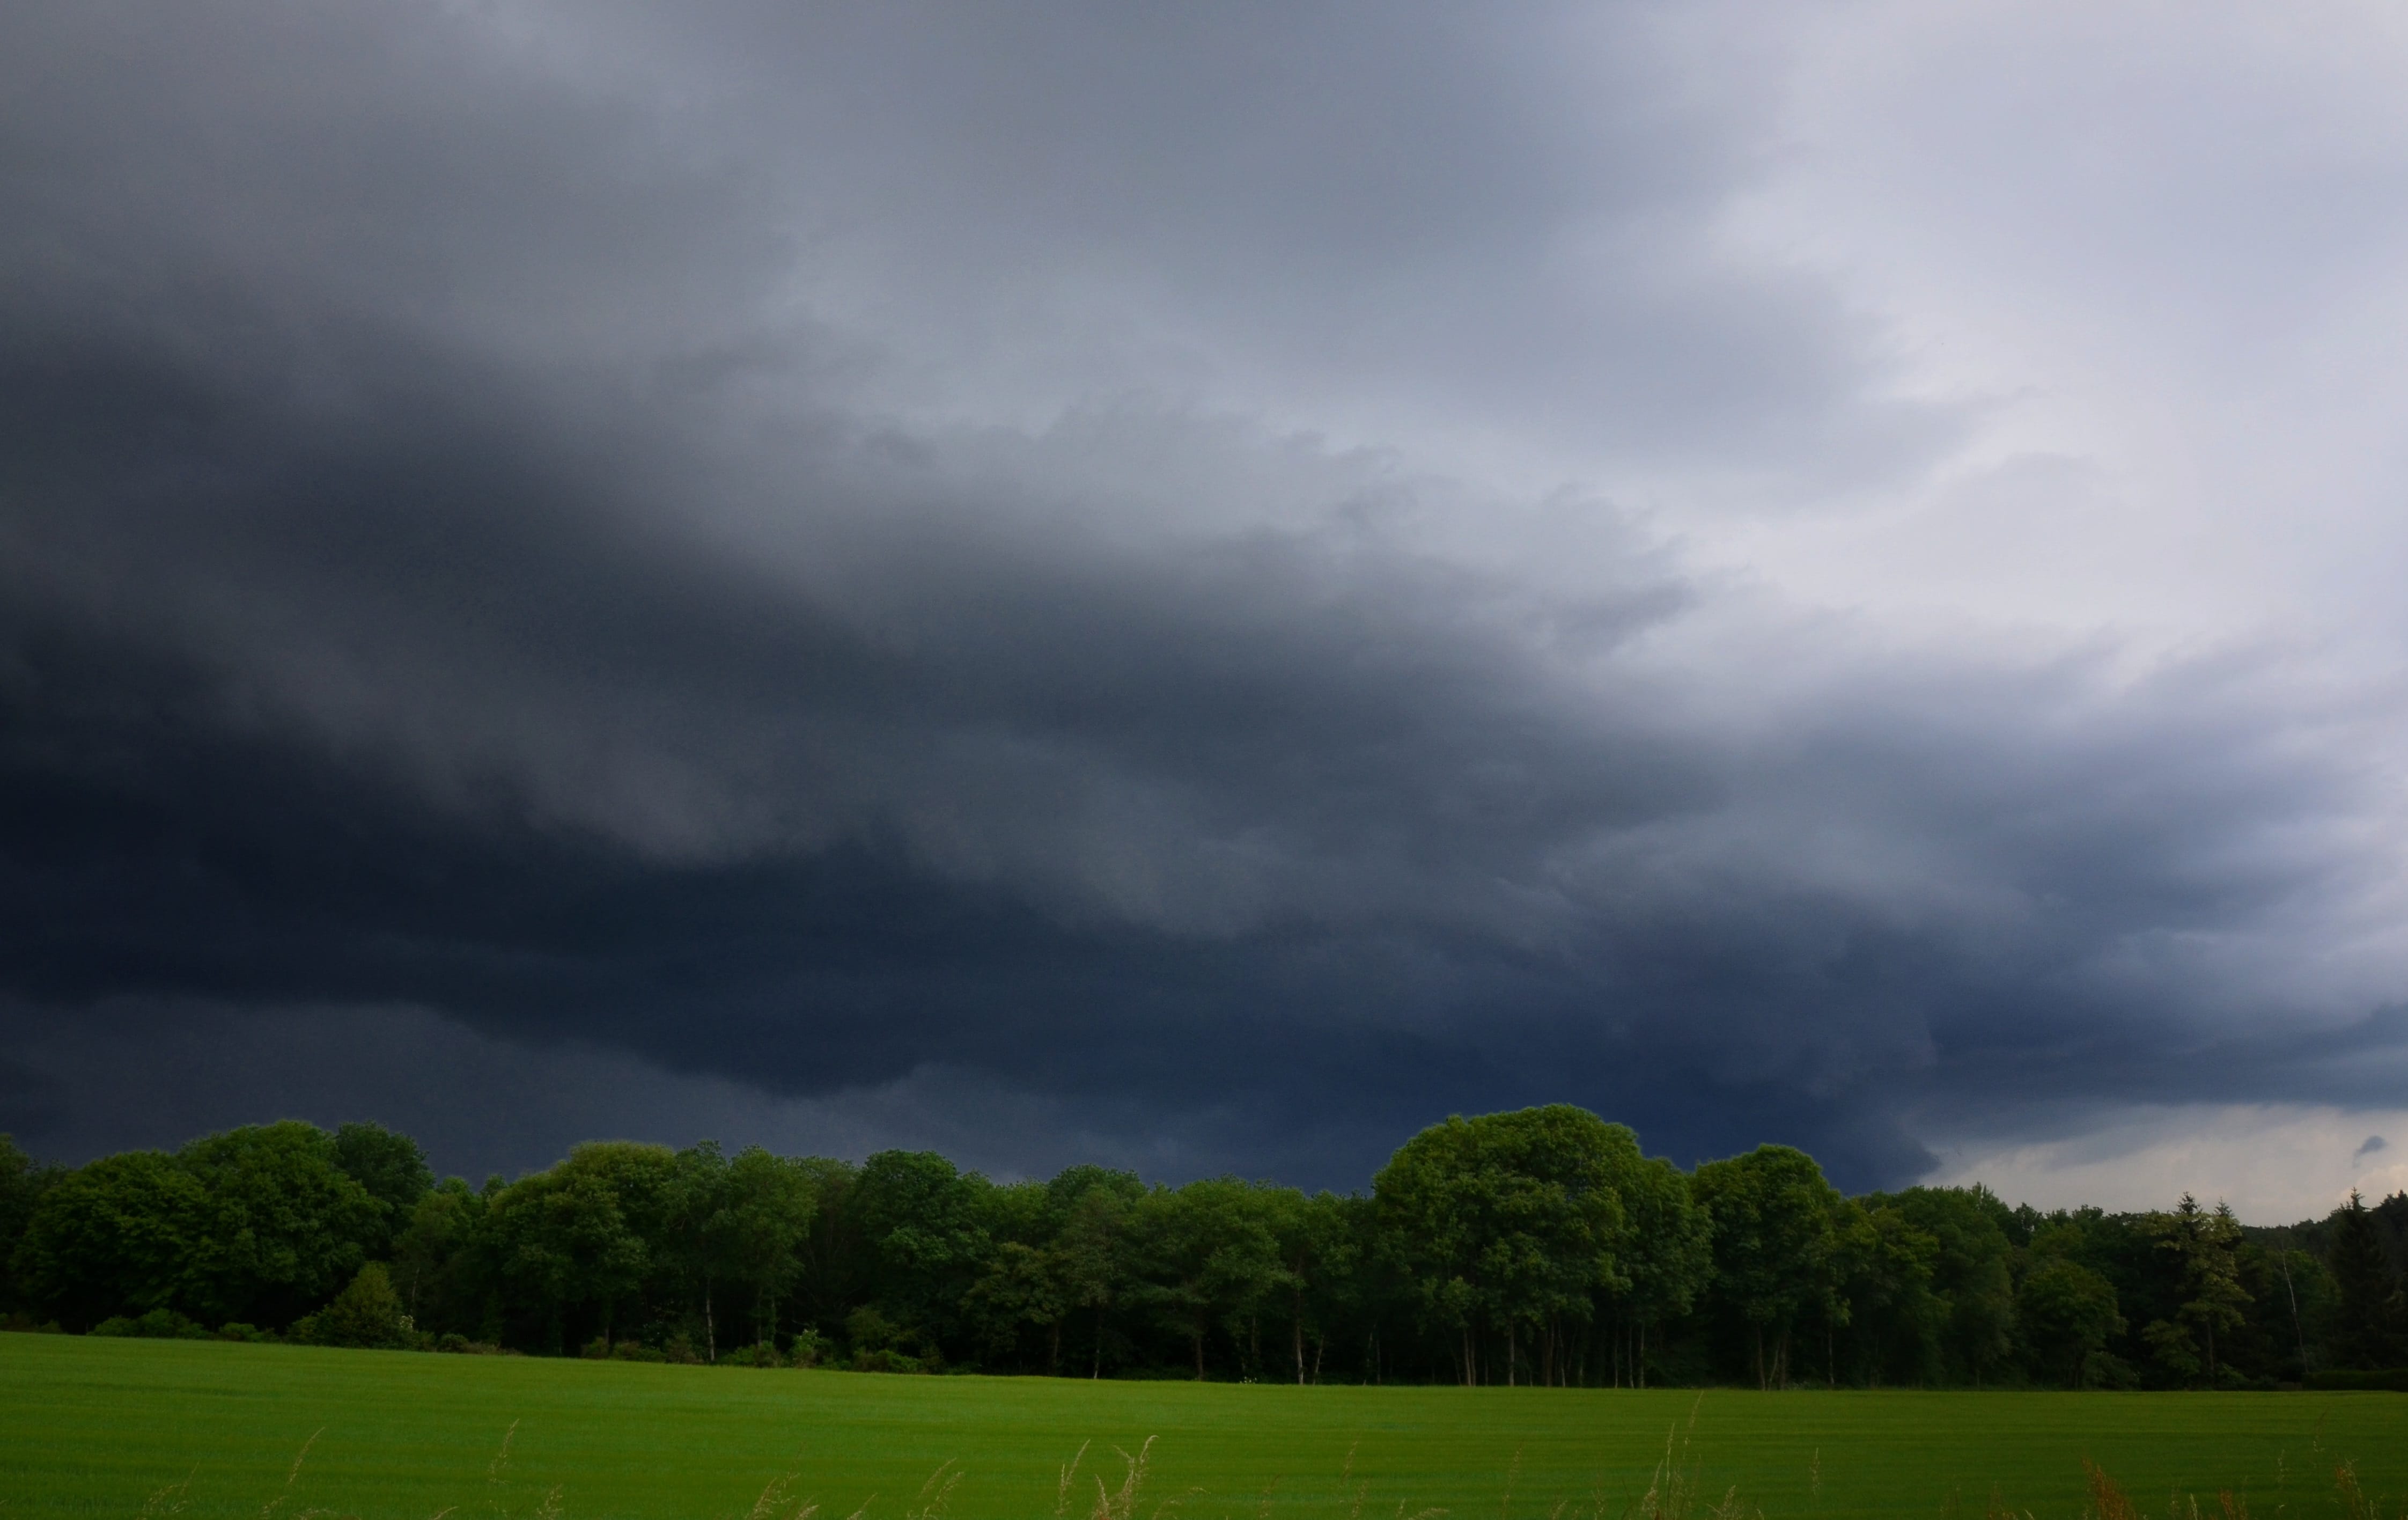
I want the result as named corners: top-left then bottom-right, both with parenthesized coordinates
top-left (2, 1335), bottom-right (2402, 1520)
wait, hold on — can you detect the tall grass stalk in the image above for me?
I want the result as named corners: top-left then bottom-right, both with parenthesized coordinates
top-left (258, 1431), bottom-right (322, 1520)
top-left (1060, 1442), bottom-right (1093, 1520)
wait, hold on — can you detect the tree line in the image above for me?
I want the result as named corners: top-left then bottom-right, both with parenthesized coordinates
top-left (1, 1105), bottom-right (2401, 1389)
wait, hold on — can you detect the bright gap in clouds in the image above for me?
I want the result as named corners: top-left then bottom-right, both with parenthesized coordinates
top-left (1936, 1106), bottom-right (2408, 1223)
top-left (1704, 5), bottom-right (2408, 659)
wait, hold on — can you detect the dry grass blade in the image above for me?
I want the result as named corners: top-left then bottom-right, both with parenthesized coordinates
top-left (1152, 1484), bottom-right (1206, 1520)
top-left (487, 1424), bottom-right (520, 1489)
top-left (1059, 1443), bottom-right (1093, 1520)
top-left (907, 1461), bottom-right (962, 1520)
top-left (1627, 1429), bottom-right (1671, 1520)
top-left (2085, 1462), bottom-right (2141, 1520)
top-left (749, 1476), bottom-right (804, 1520)
top-left (262, 1430), bottom-right (325, 1520)
top-left (1092, 1438), bottom-right (1158, 1520)
top-left (1620, 1418), bottom-right (1743, 1520)
top-left (1642, 1426), bottom-right (1687, 1520)
top-left (2334, 1465), bottom-right (2372, 1520)
top-left (1704, 1488), bottom-right (1756, 1520)
top-left (143, 1470), bottom-right (197, 1520)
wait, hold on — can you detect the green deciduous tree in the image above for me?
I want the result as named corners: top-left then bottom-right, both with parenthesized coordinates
top-left (1693, 1143), bottom-right (1843, 1390)
top-left (788, 1156), bottom-right (862, 1341)
top-left (16, 1150), bottom-right (211, 1330)
top-left (1869, 1186), bottom-right (2017, 1384)
top-left (1051, 1166), bottom-right (1140, 1377)
top-left (485, 1142), bottom-right (682, 1353)
top-left (705, 1145), bottom-right (818, 1350)
top-left (1604, 1151), bottom-right (1710, 1386)
top-left (392, 1177), bottom-right (483, 1328)
top-left (1374, 1106), bottom-right (1632, 1385)
top-left (964, 1236), bottom-right (1067, 1365)
top-left (2017, 1255), bottom-right (2124, 1387)
top-left (332, 1122), bottom-right (433, 1255)
top-left (1269, 1188), bottom-right (1359, 1384)
top-left (1129, 1178), bottom-right (1288, 1380)
top-left (303, 1261), bottom-right (413, 1348)
top-left (175, 1122), bottom-right (385, 1327)
top-left (0, 1134), bottom-right (62, 1316)
top-left (849, 1150), bottom-right (993, 1357)
top-left (1831, 1198), bottom-right (1940, 1385)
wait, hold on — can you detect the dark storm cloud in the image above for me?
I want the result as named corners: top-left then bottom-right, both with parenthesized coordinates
top-left (3, 0), bottom-right (2402, 1188)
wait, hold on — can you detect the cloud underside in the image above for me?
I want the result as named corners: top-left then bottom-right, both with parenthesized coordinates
top-left (2, 1), bottom-right (2404, 1190)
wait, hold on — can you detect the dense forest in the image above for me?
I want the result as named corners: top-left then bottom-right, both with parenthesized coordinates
top-left (2, 1106), bottom-right (2402, 1389)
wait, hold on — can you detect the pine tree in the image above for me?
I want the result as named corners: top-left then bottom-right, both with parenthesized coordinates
top-left (2328, 1191), bottom-right (2402, 1370)
top-left (2147, 1194), bottom-right (2249, 1385)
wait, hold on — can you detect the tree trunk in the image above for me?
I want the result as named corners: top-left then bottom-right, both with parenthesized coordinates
top-left (2279, 1254), bottom-right (2308, 1374)
top-left (1194, 1330), bottom-right (1205, 1382)
top-left (1093, 1303), bottom-right (1104, 1379)
top-left (705, 1282), bottom-right (717, 1364)
top-left (1049, 1318), bottom-right (1062, 1376)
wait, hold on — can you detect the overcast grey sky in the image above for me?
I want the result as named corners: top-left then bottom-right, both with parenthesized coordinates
top-left (5, 2), bottom-right (2407, 1218)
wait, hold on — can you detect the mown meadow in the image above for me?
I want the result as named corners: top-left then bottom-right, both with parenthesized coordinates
top-left (3, 1335), bottom-right (2402, 1520)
